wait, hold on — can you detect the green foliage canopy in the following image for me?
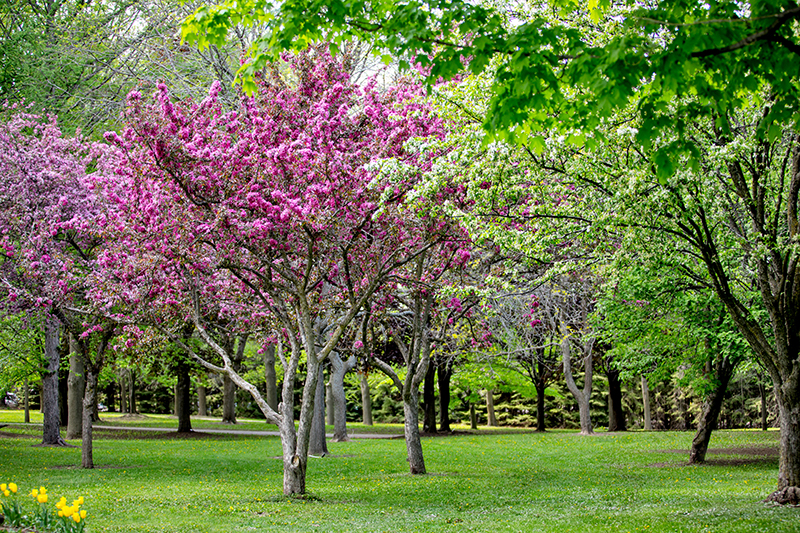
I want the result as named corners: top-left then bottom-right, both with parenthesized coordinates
top-left (182, 0), bottom-right (800, 178)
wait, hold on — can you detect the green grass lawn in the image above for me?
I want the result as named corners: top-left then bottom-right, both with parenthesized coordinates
top-left (1, 414), bottom-right (797, 532)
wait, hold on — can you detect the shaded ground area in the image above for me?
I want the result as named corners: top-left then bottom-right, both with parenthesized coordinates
top-left (651, 445), bottom-right (779, 467)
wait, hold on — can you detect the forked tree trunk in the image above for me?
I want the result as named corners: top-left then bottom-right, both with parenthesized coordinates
top-left (67, 335), bottom-right (85, 440)
top-left (42, 315), bottom-right (65, 446)
top-left (641, 375), bottom-right (652, 430)
top-left (437, 360), bottom-right (452, 432)
top-left (330, 352), bottom-right (356, 442)
top-left (562, 334), bottom-right (594, 435)
top-left (360, 372), bottom-right (373, 426)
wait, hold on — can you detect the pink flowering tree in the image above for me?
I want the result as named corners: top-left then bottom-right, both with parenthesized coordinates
top-left (93, 47), bottom-right (452, 495)
top-left (0, 104), bottom-right (119, 465)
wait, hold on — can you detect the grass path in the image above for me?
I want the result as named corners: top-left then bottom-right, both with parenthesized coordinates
top-left (0, 415), bottom-right (797, 532)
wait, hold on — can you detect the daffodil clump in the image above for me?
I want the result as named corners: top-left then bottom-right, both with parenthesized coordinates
top-left (1, 482), bottom-right (88, 533)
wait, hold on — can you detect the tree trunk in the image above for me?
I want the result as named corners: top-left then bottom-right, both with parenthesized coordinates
top-left (222, 336), bottom-right (246, 424)
top-left (58, 362), bottom-right (68, 427)
top-left (606, 362), bottom-right (627, 432)
top-left (766, 383), bottom-right (800, 504)
top-left (118, 371), bottom-right (128, 414)
top-left (641, 375), bottom-right (652, 430)
top-left (42, 315), bottom-right (65, 446)
top-left (81, 365), bottom-right (97, 469)
top-left (325, 382), bottom-right (334, 425)
top-left (263, 344), bottom-right (278, 412)
top-left (308, 363), bottom-right (329, 456)
top-left (105, 381), bottom-right (116, 413)
top-left (23, 376), bottom-right (30, 424)
top-left (437, 360), bottom-right (452, 432)
top-left (485, 389), bottom-right (497, 427)
top-left (422, 362), bottom-right (436, 433)
top-left (175, 362), bottom-right (192, 433)
top-left (221, 374), bottom-right (237, 424)
top-left (689, 357), bottom-right (735, 464)
top-left (535, 378), bottom-right (547, 432)
top-left (759, 381), bottom-right (769, 431)
top-left (404, 384), bottom-right (426, 474)
top-left (562, 334), bottom-right (593, 435)
top-left (360, 372), bottom-right (373, 426)
top-left (197, 385), bottom-right (207, 416)
top-left (469, 402), bottom-right (478, 429)
top-left (127, 368), bottom-right (137, 414)
top-left (67, 335), bottom-right (84, 440)
top-left (330, 352), bottom-right (356, 442)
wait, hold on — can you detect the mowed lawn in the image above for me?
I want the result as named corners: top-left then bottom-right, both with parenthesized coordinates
top-left (1, 416), bottom-right (797, 532)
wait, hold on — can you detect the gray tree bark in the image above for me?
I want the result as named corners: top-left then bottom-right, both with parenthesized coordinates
top-left (485, 389), bottom-right (497, 427)
top-left (404, 383), bottom-right (425, 473)
top-left (197, 385), bottom-right (207, 416)
top-left (360, 371), bottom-right (373, 426)
top-left (561, 333), bottom-right (594, 435)
top-left (222, 335), bottom-right (247, 424)
top-left (308, 362), bottom-right (329, 456)
top-left (81, 365), bottom-right (97, 468)
top-left (422, 362), bottom-right (437, 432)
top-left (330, 352), bottom-right (356, 442)
top-left (67, 334), bottom-right (85, 440)
top-left (263, 344), bottom-right (278, 412)
top-left (42, 315), bottom-right (65, 445)
top-left (641, 375), bottom-right (652, 430)
top-left (325, 381), bottom-right (334, 425)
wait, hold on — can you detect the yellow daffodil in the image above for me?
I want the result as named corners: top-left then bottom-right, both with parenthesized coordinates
top-left (57, 497), bottom-right (67, 509)
top-left (39, 486), bottom-right (46, 494)
top-left (72, 513), bottom-right (81, 523)
top-left (2, 490), bottom-right (9, 497)
top-left (58, 510), bottom-right (65, 517)
top-left (37, 493), bottom-right (48, 504)
top-left (77, 496), bottom-right (84, 505)
top-left (1, 483), bottom-right (6, 491)
top-left (80, 510), bottom-right (87, 519)
top-left (8, 483), bottom-right (16, 493)
top-left (30, 488), bottom-right (39, 497)
top-left (63, 505), bottom-right (75, 517)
